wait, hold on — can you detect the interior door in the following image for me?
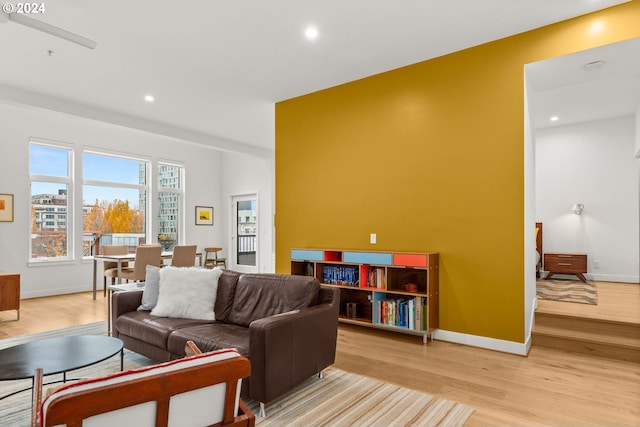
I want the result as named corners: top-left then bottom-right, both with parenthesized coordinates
top-left (231, 194), bottom-right (258, 273)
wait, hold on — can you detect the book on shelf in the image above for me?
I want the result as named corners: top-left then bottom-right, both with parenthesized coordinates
top-left (376, 296), bottom-right (427, 330)
top-left (377, 297), bottom-right (414, 328)
top-left (323, 265), bottom-right (359, 287)
top-left (408, 299), bottom-right (415, 330)
top-left (366, 266), bottom-right (385, 289)
top-left (414, 296), bottom-right (427, 331)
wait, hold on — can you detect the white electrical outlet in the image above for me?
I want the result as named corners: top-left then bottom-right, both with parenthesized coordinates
top-left (370, 233), bottom-right (376, 244)
top-left (593, 260), bottom-right (600, 268)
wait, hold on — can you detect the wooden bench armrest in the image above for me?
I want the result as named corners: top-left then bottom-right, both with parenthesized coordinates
top-left (184, 340), bottom-right (202, 356)
top-left (184, 341), bottom-right (255, 426)
top-left (31, 368), bottom-right (43, 427)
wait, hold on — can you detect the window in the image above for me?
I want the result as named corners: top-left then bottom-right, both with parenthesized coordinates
top-left (29, 143), bottom-right (181, 261)
top-left (83, 152), bottom-right (149, 255)
top-left (30, 142), bottom-right (72, 260)
top-left (157, 162), bottom-right (184, 251)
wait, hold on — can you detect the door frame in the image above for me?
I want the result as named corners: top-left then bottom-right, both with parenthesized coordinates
top-left (230, 193), bottom-right (259, 273)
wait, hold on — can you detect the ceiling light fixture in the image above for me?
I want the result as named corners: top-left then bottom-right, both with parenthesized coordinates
top-left (2, 12), bottom-right (97, 49)
top-left (571, 203), bottom-right (584, 215)
top-left (583, 60), bottom-right (605, 71)
top-left (144, 95), bottom-right (155, 103)
top-left (304, 26), bottom-right (318, 40)
top-left (550, 116), bottom-right (559, 122)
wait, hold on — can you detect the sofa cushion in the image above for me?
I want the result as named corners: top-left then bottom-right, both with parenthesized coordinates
top-left (215, 270), bottom-right (240, 322)
top-left (152, 266), bottom-right (222, 320)
top-left (228, 274), bottom-right (320, 327)
top-left (138, 265), bottom-right (161, 311)
top-left (167, 323), bottom-right (250, 357)
top-left (115, 311), bottom-right (214, 349)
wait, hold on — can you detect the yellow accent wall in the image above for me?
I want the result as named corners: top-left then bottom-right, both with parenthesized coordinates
top-left (275, 2), bottom-right (640, 343)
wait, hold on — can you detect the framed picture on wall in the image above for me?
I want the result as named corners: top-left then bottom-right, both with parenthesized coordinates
top-left (0, 194), bottom-right (14, 222)
top-left (195, 206), bottom-right (213, 226)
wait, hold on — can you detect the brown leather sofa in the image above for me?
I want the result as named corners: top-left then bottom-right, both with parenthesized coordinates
top-left (112, 271), bottom-right (339, 412)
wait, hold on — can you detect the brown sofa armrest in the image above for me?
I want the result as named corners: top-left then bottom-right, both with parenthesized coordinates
top-left (112, 289), bottom-right (144, 319)
top-left (248, 287), bottom-right (339, 403)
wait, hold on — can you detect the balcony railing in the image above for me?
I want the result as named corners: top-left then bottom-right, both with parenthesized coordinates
top-left (83, 233), bottom-right (148, 256)
top-left (83, 233), bottom-right (257, 265)
top-left (237, 234), bottom-right (256, 266)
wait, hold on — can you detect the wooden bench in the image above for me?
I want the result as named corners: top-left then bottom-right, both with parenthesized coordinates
top-left (32, 342), bottom-right (254, 427)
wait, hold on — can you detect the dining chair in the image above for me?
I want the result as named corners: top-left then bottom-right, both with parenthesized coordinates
top-left (203, 247), bottom-right (227, 269)
top-left (120, 245), bottom-right (162, 282)
top-left (171, 245), bottom-right (198, 267)
top-left (102, 245), bottom-right (129, 296)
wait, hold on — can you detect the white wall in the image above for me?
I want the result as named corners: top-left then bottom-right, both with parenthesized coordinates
top-left (523, 79), bottom-right (536, 352)
top-left (221, 152), bottom-right (275, 273)
top-left (0, 101), bottom-right (274, 298)
top-left (636, 104), bottom-right (640, 157)
top-left (535, 115), bottom-right (639, 282)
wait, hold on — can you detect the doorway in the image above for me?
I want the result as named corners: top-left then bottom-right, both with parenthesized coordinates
top-left (526, 38), bottom-right (640, 286)
top-left (231, 194), bottom-right (258, 273)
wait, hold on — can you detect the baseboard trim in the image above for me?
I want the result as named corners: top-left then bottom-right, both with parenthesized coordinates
top-left (588, 273), bottom-right (639, 283)
top-left (433, 329), bottom-right (528, 356)
top-left (541, 271), bottom-right (639, 283)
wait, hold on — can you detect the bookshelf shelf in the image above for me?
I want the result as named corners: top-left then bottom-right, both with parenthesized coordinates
top-left (291, 249), bottom-right (439, 344)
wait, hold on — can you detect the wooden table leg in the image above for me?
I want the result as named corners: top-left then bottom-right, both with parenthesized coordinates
top-left (92, 258), bottom-right (97, 300)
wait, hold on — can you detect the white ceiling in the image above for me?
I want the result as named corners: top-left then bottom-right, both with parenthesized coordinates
top-left (527, 37), bottom-right (640, 130)
top-left (0, 0), bottom-right (634, 154)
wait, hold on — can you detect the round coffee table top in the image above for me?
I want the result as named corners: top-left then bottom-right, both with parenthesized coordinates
top-left (0, 335), bottom-right (123, 380)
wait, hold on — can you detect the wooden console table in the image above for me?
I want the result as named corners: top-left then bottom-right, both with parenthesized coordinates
top-left (0, 271), bottom-right (20, 321)
top-left (544, 253), bottom-right (587, 282)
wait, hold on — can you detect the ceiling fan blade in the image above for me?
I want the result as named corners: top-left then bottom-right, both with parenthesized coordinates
top-left (8, 12), bottom-right (97, 49)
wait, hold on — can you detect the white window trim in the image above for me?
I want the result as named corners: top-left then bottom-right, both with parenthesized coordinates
top-left (29, 139), bottom-right (74, 264)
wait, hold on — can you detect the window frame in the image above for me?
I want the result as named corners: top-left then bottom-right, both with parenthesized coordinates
top-left (29, 139), bottom-right (74, 263)
top-left (82, 149), bottom-right (150, 258)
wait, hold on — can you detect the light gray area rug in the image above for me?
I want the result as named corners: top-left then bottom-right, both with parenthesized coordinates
top-left (0, 322), bottom-right (474, 426)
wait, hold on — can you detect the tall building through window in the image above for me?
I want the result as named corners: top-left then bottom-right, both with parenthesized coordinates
top-left (157, 163), bottom-right (183, 250)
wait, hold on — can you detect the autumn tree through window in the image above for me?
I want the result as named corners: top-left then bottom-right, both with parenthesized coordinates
top-left (83, 152), bottom-right (148, 255)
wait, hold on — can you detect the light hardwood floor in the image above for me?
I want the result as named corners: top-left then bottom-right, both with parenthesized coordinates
top-left (1, 287), bottom-right (639, 426)
top-left (536, 281), bottom-right (640, 323)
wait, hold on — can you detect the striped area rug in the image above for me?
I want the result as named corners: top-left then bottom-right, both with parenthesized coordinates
top-left (537, 279), bottom-right (597, 305)
top-left (251, 369), bottom-right (474, 426)
top-left (0, 322), bottom-right (474, 426)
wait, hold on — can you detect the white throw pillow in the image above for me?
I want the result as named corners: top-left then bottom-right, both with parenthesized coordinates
top-left (137, 265), bottom-right (161, 311)
top-left (151, 266), bottom-right (222, 320)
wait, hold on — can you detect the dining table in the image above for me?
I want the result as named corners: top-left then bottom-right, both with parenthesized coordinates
top-left (92, 251), bottom-right (201, 300)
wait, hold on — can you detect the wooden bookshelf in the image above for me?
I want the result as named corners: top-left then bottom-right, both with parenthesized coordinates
top-left (291, 249), bottom-right (439, 343)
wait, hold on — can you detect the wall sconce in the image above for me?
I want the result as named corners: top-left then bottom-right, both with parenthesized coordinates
top-left (571, 203), bottom-right (584, 215)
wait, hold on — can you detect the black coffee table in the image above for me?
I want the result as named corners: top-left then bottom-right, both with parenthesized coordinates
top-left (0, 335), bottom-right (123, 400)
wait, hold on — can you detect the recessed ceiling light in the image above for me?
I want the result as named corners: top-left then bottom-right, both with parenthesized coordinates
top-left (144, 95), bottom-right (155, 102)
top-left (304, 26), bottom-right (318, 40)
top-left (550, 116), bottom-right (559, 122)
